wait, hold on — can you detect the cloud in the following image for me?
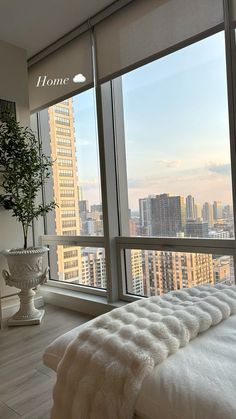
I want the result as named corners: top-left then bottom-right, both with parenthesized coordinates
top-left (207, 163), bottom-right (231, 176)
top-left (80, 178), bottom-right (99, 188)
top-left (127, 163), bottom-right (233, 209)
top-left (155, 159), bottom-right (181, 168)
top-left (127, 163), bottom-right (231, 192)
top-left (128, 175), bottom-right (169, 189)
top-left (73, 73), bottom-right (86, 83)
top-left (77, 138), bottom-right (92, 146)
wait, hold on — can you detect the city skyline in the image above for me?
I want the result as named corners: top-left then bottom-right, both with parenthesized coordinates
top-left (46, 97), bottom-right (234, 295)
top-left (45, 31), bottom-right (235, 294)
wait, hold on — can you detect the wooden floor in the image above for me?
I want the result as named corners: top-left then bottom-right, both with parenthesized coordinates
top-left (0, 305), bottom-right (93, 419)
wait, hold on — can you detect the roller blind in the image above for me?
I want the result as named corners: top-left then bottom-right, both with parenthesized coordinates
top-left (29, 0), bottom-right (224, 112)
top-left (28, 32), bottom-right (93, 113)
top-left (95, 0), bottom-right (224, 82)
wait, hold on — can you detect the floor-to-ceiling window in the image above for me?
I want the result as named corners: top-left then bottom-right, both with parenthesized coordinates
top-left (112, 31), bottom-right (235, 297)
top-left (36, 89), bottom-right (106, 291)
top-left (33, 2), bottom-right (236, 302)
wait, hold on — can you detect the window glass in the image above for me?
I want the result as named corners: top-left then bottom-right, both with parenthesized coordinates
top-left (47, 89), bottom-right (103, 238)
top-left (120, 32), bottom-right (234, 239)
top-left (41, 88), bottom-right (104, 288)
top-left (125, 249), bottom-right (234, 296)
top-left (49, 245), bottom-right (106, 289)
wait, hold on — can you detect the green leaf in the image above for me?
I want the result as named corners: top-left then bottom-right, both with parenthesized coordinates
top-left (0, 111), bottom-right (57, 248)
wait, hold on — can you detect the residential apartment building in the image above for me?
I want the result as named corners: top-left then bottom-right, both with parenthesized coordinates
top-left (139, 196), bottom-right (153, 235)
top-left (213, 256), bottom-right (232, 285)
top-left (143, 251), bottom-right (214, 296)
top-left (79, 248), bottom-right (106, 289)
top-left (185, 220), bottom-right (209, 238)
top-left (49, 99), bottom-right (81, 281)
top-left (202, 202), bottom-right (214, 228)
top-left (151, 194), bottom-right (186, 237)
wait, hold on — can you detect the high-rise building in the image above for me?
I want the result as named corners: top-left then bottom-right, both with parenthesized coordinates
top-left (79, 200), bottom-right (89, 215)
top-left (186, 195), bottom-right (195, 220)
top-left (194, 203), bottom-right (202, 220)
top-left (83, 216), bottom-right (103, 236)
top-left (223, 204), bottom-right (233, 220)
top-left (202, 202), bottom-right (214, 227)
top-left (143, 251), bottom-right (213, 296)
top-left (151, 193), bottom-right (186, 237)
top-left (49, 99), bottom-right (81, 281)
top-left (213, 256), bottom-right (232, 285)
top-left (78, 200), bottom-right (89, 234)
top-left (91, 204), bottom-right (103, 213)
top-left (213, 201), bottom-right (223, 221)
top-left (185, 220), bottom-right (209, 238)
top-left (80, 248), bottom-right (106, 288)
top-left (131, 249), bottom-right (143, 295)
top-left (129, 219), bottom-right (138, 235)
top-left (139, 196), bottom-right (153, 235)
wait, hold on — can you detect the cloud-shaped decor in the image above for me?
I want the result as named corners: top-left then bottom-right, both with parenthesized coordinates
top-left (73, 73), bottom-right (86, 83)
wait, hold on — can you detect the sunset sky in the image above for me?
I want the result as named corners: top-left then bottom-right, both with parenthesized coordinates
top-left (73, 30), bottom-right (233, 211)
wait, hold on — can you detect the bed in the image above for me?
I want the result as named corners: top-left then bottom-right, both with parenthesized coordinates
top-left (44, 286), bottom-right (236, 419)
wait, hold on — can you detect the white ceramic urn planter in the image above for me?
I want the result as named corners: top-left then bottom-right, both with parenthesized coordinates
top-left (2, 246), bottom-right (49, 326)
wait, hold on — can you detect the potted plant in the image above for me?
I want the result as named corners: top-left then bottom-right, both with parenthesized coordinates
top-left (0, 111), bottom-right (56, 325)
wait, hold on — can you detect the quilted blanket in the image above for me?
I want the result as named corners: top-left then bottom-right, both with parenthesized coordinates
top-left (51, 284), bottom-right (236, 419)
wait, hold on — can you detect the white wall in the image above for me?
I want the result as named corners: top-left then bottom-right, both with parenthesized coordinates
top-left (0, 39), bottom-right (31, 298)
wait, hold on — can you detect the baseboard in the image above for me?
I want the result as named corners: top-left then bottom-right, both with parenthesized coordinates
top-left (40, 285), bottom-right (115, 317)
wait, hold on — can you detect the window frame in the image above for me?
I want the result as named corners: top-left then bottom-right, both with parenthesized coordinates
top-left (35, 1), bottom-right (236, 303)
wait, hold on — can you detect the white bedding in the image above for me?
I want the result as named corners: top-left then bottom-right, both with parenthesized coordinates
top-left (135, 313), bottom-right (236, 419)
top-left (44, 290), bottom-right (236, 419)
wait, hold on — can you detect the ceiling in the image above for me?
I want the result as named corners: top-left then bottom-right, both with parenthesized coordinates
top-left (0, 0), bottom-right (116, 58)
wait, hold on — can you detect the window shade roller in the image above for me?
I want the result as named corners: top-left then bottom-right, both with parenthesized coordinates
top-left (95, 0), bottom-right (224, 82)
top-left (28, 31), bottom-right (93, 113)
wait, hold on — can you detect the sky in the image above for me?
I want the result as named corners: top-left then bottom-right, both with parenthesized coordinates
top-left (72, 31), bottom-right (233, 211)
top-left (73, 90), bottom-right (102, 204)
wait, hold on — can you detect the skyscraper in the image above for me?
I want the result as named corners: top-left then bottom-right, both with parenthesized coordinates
top-left (80, 248), bottom-right (106, 288)
top-left (213, 200), bottom-right (223, 221)
top-left (49, 99), bottom-right (81, 281)
top-left (186, 195), bottom-right (195, 220)
top-left (151, 193), bottom-right (186, 237)
top-left (194, 203), bottom-right (202, 220)
top-left (131, 249), bottom-right (143, 295)
top-left (139, 196), bottom-right (153, 235)
top-left (202, 202), bottom-right (214, 227)
top-left (124, 249), bottom-right (143, 295)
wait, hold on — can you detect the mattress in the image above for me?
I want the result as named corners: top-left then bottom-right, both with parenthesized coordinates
top-left (44, 314), bottom-right (236, 419)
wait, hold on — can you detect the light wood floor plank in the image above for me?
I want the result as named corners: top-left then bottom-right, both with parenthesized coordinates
top-left (20, 398), bottom-right (52, 419)
top-left (0, 304), bottom-right (93, 418)
top-left (0, 402), bottom-right (20, 418)
top-left (6, 374), bottom-right (55, 416)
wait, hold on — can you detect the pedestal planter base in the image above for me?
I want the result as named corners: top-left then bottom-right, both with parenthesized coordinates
top-left (8, 309), bottom-right (45, 326)
top-left (2, 247), bottom-right (49, 327)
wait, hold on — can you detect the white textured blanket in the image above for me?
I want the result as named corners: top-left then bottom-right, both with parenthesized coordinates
top-left (51, 284), bottom-right (236, 419)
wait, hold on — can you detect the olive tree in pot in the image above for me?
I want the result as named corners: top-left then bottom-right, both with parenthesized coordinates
top-left (0, 112), bottom-right (56, 325)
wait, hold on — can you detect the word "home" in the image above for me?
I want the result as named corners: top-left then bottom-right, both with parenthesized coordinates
top-left (36, 76), bottom-right (69, 87)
